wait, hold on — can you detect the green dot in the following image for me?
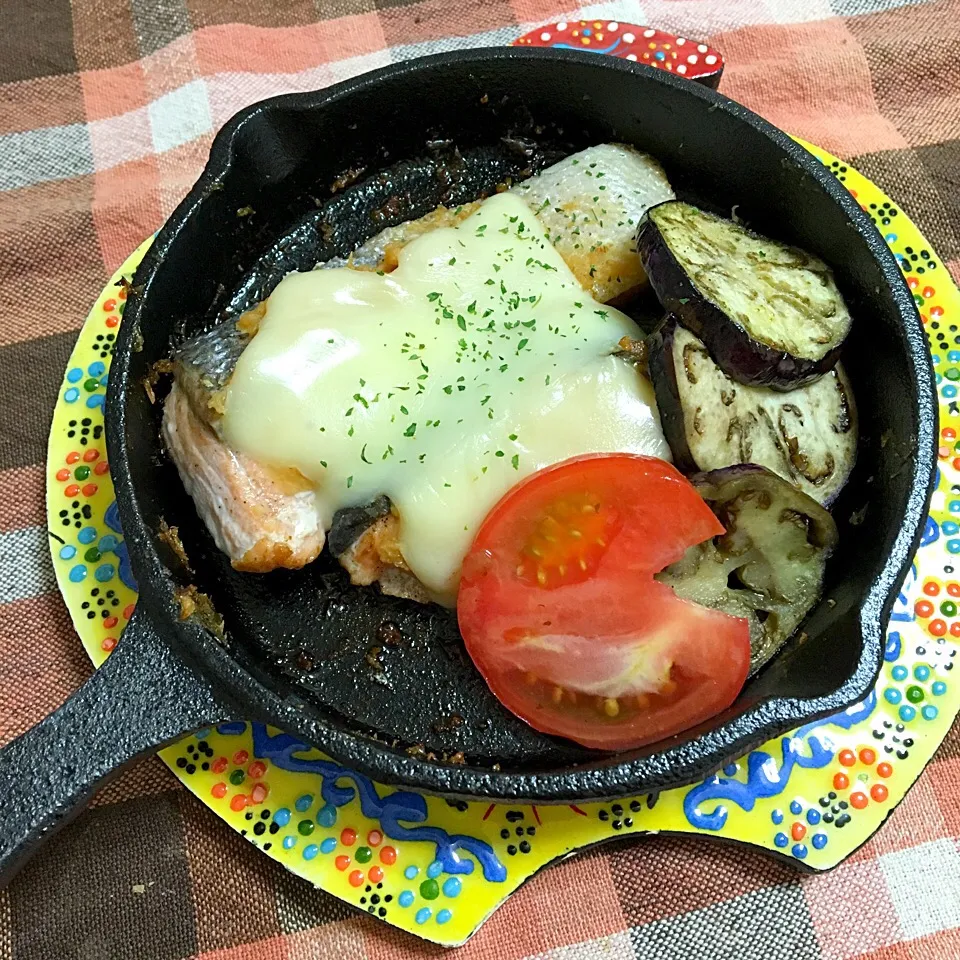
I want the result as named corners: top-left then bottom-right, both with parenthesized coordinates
top-left (83, 377), bottom-right (99, 392)
top-left (420, 879), bottom-right (440, 900)
top-left (355, 846), bottom-right (372, 863)
top-left (74, 465), bottom-right (91, 481)
top-left (84, 547), bottom-right (101, 563)
top-left (298, 820), bottom-right (314, 836)
top-left (941, 601), bottom-right (956, 617)
top-left (229, 769), bottom-right (245, 785)
top-left (945, 368), bottom-right (960, 381)
top-left (906, 685), bottom-right (925, 703)
top-left (913, 294), bottom-right (925, 306)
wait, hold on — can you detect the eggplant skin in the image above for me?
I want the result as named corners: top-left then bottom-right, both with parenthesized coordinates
top-left (647, 318), bottom-right (857, 506)
top-left (638, 201), bottom-right (850, 390)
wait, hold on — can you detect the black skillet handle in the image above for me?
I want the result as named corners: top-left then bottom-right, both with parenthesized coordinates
top-left (0, 609), bottom-right (233, 885)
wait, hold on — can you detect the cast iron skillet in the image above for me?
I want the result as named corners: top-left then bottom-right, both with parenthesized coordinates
top-left (0, 48), bottom-right (937, 884)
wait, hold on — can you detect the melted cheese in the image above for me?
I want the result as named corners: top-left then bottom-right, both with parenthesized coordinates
top-left (222, 193), bottom-right (670, 605)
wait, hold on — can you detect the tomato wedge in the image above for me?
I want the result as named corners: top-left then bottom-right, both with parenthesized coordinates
top-left (457, 454), bottom-right (751, 750)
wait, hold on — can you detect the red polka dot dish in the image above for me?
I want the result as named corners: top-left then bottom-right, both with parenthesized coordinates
top-left (513, 22), bottom-right (723, 88)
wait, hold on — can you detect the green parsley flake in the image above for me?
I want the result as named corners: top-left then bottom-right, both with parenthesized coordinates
top-left (404, 423), bottom-right (417, 437)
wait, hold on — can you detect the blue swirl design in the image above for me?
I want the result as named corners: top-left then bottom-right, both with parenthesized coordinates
top-left (216, 722), bottom-right (507, 882)
top-left (682, 692), bottom-right (877, 831)
top-left (921, 517), bottom-right (940, 547)
top-left (552, 39), bottom-right (626, 55)
top-left (890, 560), bottom-right (919, 623)
top-left (103, 501), bottom-right (137, 591)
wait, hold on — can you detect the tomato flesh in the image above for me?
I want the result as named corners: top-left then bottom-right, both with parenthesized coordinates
top-left (457, 454), bottom-right (751, 750)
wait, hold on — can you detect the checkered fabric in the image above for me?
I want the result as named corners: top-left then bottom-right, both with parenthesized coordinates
top-left (1, 0), bottom-right (959, 957)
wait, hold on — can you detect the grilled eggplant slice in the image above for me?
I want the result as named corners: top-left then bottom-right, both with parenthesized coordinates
top-left (638, 201), bottom-right (853, 389)
top-left (657, 465), bottom-right (838, 673)
top-left (648, 319), bottom-right (856, 505)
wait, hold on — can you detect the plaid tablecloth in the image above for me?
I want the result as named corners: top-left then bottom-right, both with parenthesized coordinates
top-left (1, 0), bottom-right (959, 957)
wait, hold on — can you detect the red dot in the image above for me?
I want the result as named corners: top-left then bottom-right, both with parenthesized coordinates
top-left (81, 483), bottom-right (98, 497)
top-left (944, 428), bottom-right (957, 440)
top-left (833, 772), bottom-right (849, 790)
top-left (348, 870), bottom-right (365, 888)
top-left (66, 451), bottom-right (81, 464)
top-left (367, 830), bottom-right (382, 847)
top-left (103, 616), bottom-right (118, 628)
top-left (230, 794), bottom-right (248, 812)
top-left (791, 822), bottom-right (806, 841)
top-left (106, 317), bottom-right (119, 328)
top-left (94, 461), bottom-right (110, 475)
top-left (930, 619), bottom-right (947, 637)
top-left (248, 761), bottom-right (267, 779)
top-left (211, 782), bottom-right (227, 799)
top-left (101, 636), bottom-right (117, 652)
top-left (870, 783), bottom-right (889, 802)
top-left (850, 792), bottom-right (869, 809)
top-left (335, 855), bottom-right (351, 871)
top-left (924, 581), bottom-right (940, 597)
top-left (64, 484), bottom-right (80, 497)
top-left (103, 298), bottom-right (117, 312)
top-left (876, 762), bottom-right (893, 778)
top-left (858, 748), bottom-right (876, 765)
top-left (915, 600), bottom-right (934, 618)
top-left (56, 469), bottom-right (70, 481)
top-left (838, 749), bottom-right (856, 767)
top-left (368, 865), bottom-right (384, 883)
top-left (233, 750), bottom-right (249, 765)
top-left (212, 757), bottom-right (228, 774)
top-left (123, 604), bottom-right (136, 620)
top-left (250, 783), bottom-right (268, 804)
top-left (340, 828), bottom-right (357, 846)
top-left (83, 449), bottom-right (100, 462)
top-left (380, 846), bottom-right (397, 865)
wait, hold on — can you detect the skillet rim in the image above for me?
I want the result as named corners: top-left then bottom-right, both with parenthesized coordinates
top-left (105, 46), bottom-right (938, 801)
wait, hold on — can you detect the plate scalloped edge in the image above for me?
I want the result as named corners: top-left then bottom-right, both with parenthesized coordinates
top-left (44, 143), bottom-right (959, 947)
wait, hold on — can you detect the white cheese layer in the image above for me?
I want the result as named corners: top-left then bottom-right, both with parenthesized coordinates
top-left (222, 192), bottom-right (670, 604)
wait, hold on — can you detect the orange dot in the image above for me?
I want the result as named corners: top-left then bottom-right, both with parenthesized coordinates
top-left (791, 822), bottom-right (806, 841)
top-left (341, 828), bottom-right (357, 846)
top-left (103, 616), bottom-right (118, 628)
top-left (380, 846), bottom-right (397, 865)
top-left (908, 277), bottom-right (918, 290)
top-left (915, 599), bottom-right (934, 618)
top-left (944, 428), bottom-right (957, 440)
top-left (106, 317), bottom-right (119, 328)
top-left (211, 782), bottom-right (227, 799)
top-left (838, 749), bottom-right (856, 767)
top-left (953, 457), bottom-right (960, 472)
top-left (368, 865), bottom-right (384, 883)
top-left (923, 287), bottom-right (935, 298)
top-left (233, 750), bottom-right (249, 765)
top-left (248, 761), bottom-right (267, 779)
top-left (931, 306), bottom-right (944, 318)
top-left (858, 748), bottom-right (876, 765)
top-left (230, 794), bottom-right (248, 812)
top-left (949, 582), bottom-right (960, 597)
top-left (118, 287), bottom-right (127, 300)
top-left (212, 757), bottom-right (228, 774)
top-left (648, 41), bottom-right (657, 49)
top-left (83, 449), bottom-right (100, 461)
top-left (938, 446), bottom-right (949, 459)
top-left (870, 783), bottom-right (889, 802)
top-left (833, 772), bottom-right (849, 790)
top-left (103, 298), bottom-right (117, 312)
top-left (348, 870), bottom-right (365, 887)
top-left (101, 636), bottom-right (117, 652)
top-left (66, 451), bottom-right (81, 464)
top-left (123, 603), bottom-right (136, 619)
top-left (876, 762), bottom-right (893, 778)
top-left (930, 619), bottom-right (948, 637)
top-left (94, 461), bottom-right (110, 475)
top-left (64, 484), bottom-right (80, 497)
top-left (56, 468), bottom-right (70, 481)
top-left (335, 855), bottom-right (351, 871)
top-left (81, 483), bottom-right (98, 497)
top-left (850, 791), bottom-right (869, 809)
top-left (367, 830), bottom-right (382, 847)
top-left (250, 783), bottom-right (269, 804)
top-left (924, 581), bottom-right (940, 596)
top-left (951, 622), bottom-right (960, 637)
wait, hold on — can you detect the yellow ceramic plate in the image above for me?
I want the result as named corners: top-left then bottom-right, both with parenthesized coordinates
top-left (46, 144), bottom-right (958, 947)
